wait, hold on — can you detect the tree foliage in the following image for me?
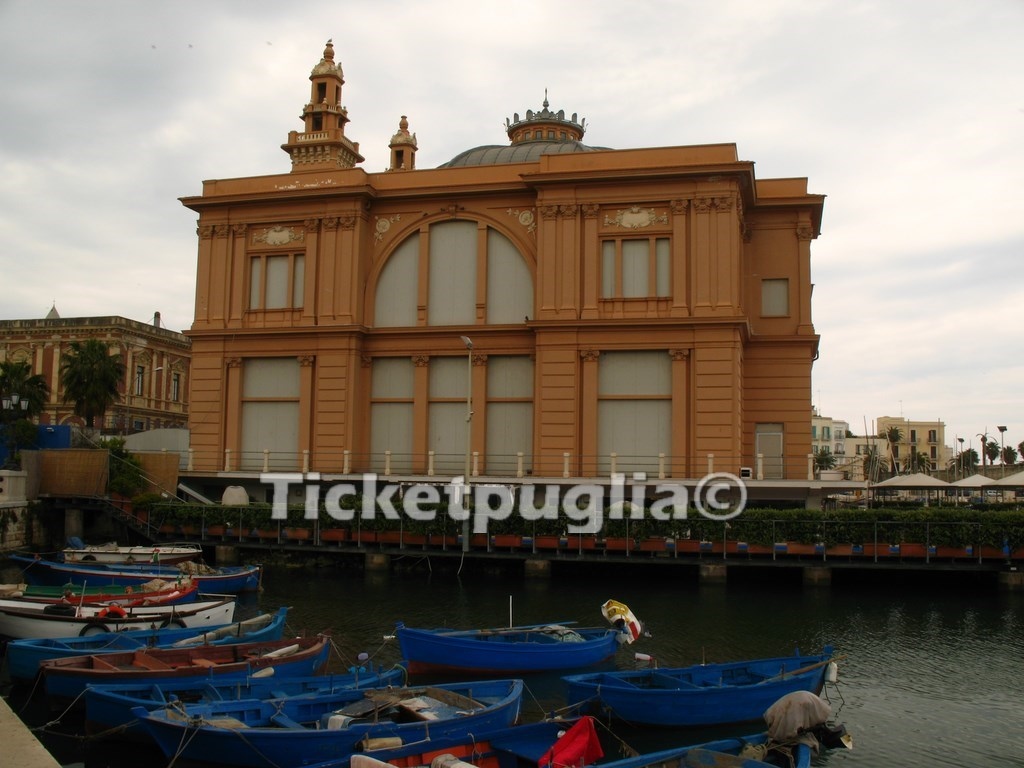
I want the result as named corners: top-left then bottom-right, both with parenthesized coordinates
top-left (60, 339), bottom-right (125, 429)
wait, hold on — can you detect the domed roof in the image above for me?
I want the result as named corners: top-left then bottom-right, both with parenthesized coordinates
top-left (440, 140), bottom-right (603, 168)
top-left (438, 93), bottom-right (609, 168)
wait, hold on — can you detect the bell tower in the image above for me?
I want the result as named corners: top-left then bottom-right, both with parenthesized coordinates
top-left (281, 39), bottom-right (364, 171)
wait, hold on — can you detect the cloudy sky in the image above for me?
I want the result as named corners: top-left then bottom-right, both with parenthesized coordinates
top-left (1, 1), bottom-right (1021, 454)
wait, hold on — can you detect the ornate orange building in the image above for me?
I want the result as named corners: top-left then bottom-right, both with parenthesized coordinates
top-left (0, 309), bottom-right (190, 433)
top-left (183, 40), bottom-right (823, 481)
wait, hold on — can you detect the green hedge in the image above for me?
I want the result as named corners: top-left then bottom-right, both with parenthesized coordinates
top-left (146, 498), bottom-right (1024, 550)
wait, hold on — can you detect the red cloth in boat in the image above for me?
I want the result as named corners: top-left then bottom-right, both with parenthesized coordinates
top-left (539, 716), bottom-right (604, 768)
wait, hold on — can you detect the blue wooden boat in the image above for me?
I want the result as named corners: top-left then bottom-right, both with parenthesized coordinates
top-left (562, 647), bottom-right (837, 726)
top-left (84, 663), bottom-right (407, 739)
top-left (41, 634), bottom-right (330, 707)
top-left (395, 621), bottom-right (625, 674)
top-left (135, 678), bottom-right (524, 768)
top-left (276, 715), bottom-right (836, 768)
top-left (5, 607), bottom-right (290, 684)
top-left (8, 553), bottom-right (262, 593)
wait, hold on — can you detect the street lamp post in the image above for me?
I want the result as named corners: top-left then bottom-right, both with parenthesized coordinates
top-left (459, 336), bottom-right (473, 552)
top-left (1, 392), bottom-right (30, 468)
top-left (997, 426), bottom-right (1008, 478)
top-left (957, 437), bottom-right (965, 500)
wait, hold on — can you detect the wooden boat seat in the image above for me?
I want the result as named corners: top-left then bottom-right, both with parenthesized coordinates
top-left (90, 656), bottom-right (120, 671)
top-left (132, 653), bottom-right (174, 671)
top-left (270, 711), bottom-right (305, 729)
top-left (651, 672), bottom-right (701, 689)
top-left (192, 658), bottom-right (218, 668)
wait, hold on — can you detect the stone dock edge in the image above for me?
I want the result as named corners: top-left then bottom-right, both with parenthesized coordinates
top-left (0, 694), bottom-right (61, 768)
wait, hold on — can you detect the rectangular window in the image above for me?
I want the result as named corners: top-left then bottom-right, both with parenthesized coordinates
top-left (761, 278), bottom-right (789, 317)
top-left (134, 365), bottom-right (145, 396)
top-left (249, 253), bottom-right (304, 310)
top-left (601, 238), bottom-right (671, 299)
top-left (597, 351), bottom-right (671, 475)
top-left (370, 359), bottom-right (414, 474)
top-left (171, 373), bottom-right (181, 402)
top-left (486, 356), bottom-right (534, 475)
top-left (928, 429), bottom-right (937, 442)
top-left (240, 358), bottom-right (300, 471)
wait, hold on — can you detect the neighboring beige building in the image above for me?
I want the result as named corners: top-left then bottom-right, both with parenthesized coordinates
top-left (182, 40), bottom-right (825, 480)
top-left (0, 308), bottom-right (190, 433)
top-left (811, 407), bottom-right (848, 459)
top-left (875, 415), bottom-right (948, 473)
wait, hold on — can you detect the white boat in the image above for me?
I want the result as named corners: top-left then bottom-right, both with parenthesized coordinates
top-left (0, 596), bottom-right (236, 640)
top-left (62, 540), bottom-right (203, 566)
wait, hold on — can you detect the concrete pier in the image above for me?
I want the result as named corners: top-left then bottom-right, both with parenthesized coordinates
top-left (1, 696), bottom-right (59, 768)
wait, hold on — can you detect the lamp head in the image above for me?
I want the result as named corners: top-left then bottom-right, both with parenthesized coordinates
top-left (459, 336), bottom-right (473, 350)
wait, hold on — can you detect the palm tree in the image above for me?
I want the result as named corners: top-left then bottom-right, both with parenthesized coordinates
top-left (1001, 445), bottom-right (1019, 468)
top-left (813, 446), bottom-right (837, 472)
top-left (906, 450), bottom-right (932, 474)
top-left (59, 339), bottom-right (125, 429)
top-left (984, 439), bottom-right (1001, 468)
top-left (0, 360), bottom-right (50, 467)
top-left (881, 426), bottom-right (903, 474)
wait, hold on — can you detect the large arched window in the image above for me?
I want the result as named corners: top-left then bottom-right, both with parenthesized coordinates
top-left (374, 220), bottom-right (532, 327)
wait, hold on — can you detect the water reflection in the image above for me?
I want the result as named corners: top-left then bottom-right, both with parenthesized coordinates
top-left (3, 561), bottom-right (1024, 767)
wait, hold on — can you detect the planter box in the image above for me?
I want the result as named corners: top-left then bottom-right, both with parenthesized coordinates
top-left (674, 539), bottom-right (701, 554)
top-left (401, 533), bottom-right (427, 548)
top-left (319, 528), bottom-right (349, 544)
top-left (428, 533), bottom-right (459, 548)
top-left (638, 537), bottom-right (667, 553)
top-left (534, 535), bottom-right (563, 550)
top-left (205, 525), bottom-right (227, 539)
top-left (899, 543), bottom-right (927, 559)
top-left (603, 537), bottom-right (632, 553)
top-left (377, 530), bottom-right (403, 545)
top-left (284, 528), bottom-right (311, 543)
top-left (493, 534), bottom-right (523, 550)
top-left (352, 530), bottom-right (378, 544)
top-left (565, 535), bottom-right (597, 551)
top-left (256, 528), bottom-right (280, 543)
top-left (827, 544), bottom-right (855, 557)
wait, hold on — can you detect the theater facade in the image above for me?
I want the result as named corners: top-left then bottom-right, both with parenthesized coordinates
top-left (183, 40), bottom-right (824, 483)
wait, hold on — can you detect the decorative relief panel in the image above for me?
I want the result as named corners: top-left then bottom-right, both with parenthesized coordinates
top-left (374, 214), bottom-right (402, 243)
top-left (796, 225), bottom-right (815, 241)
top-left (506, 208), bottom-right (536, 234)
top-left (603, 206), bottom-right (668, 229)
top-left (252, 225), bottom-right (305, 246)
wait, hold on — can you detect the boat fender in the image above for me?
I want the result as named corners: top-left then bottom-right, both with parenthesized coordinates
top-left (251, 667), bottom-right (275, 678)
top-left (262, 643), bottom-right (300, 658)
top-left (351, 757), bottom-right (395, 768)
top-left (362, 736), bottom-right (404, 751)
top-left (825, 661), bottom-right (839, 683)
top-left (97, 605), bottom-right (127, 619)
top-left (79, 622), bottom-right (110, 636)
top-left (431, 755), bottom-right (477, 768)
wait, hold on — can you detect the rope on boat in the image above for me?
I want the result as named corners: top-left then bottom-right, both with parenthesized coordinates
top-left (29, 685), bottom-right (90, 733)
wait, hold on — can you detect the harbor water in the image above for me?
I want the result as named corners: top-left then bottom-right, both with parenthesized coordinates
top-left (3, 559), bottom-right (1023, 767)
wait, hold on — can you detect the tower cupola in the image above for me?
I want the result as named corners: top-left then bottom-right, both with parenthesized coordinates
top-left (387, 115), bottom-right (417, 171)
top-left (281, 39), bottom-right (365, 171)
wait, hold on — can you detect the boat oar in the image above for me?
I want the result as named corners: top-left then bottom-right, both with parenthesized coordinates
top-left (757, 654), bottom-right (846, 685)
